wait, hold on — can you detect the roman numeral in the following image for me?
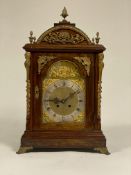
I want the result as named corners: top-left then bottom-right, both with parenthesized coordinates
top-left (47, 107), bottom-right (50, 111)
top-left (76, 108), bottom-right (80, 111)
top-left (54, 84), bottom-right (57, 88)
top-left (63, 81), bottom-right (66, 86)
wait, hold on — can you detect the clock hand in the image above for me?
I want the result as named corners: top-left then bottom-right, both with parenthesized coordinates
top-left (44, 97), bottom-right (61, 104)
top-left (62, 90), bottom-right (80, 103)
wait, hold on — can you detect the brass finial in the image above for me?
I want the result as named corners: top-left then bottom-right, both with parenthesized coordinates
top-left (61, 7), bottom-right (68, 20)
top-left (95, 32), bottom-right (100, 44)
top-left (29, 31), bottom-right (36, 44)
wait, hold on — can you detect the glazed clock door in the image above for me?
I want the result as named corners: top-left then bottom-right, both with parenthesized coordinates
top-left (33, 54), bottom-right (93, 130)
top-left (33, 55), bottom-right (92, 130)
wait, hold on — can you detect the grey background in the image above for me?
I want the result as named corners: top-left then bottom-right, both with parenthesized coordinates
top-left (0, 0), bottom-right (131, 175)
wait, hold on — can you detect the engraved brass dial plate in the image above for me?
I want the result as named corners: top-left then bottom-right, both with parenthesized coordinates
top-left (42, 60), bottom-right (86, 124)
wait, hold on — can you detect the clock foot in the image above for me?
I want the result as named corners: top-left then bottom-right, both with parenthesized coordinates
top-left (94, 147), bottom-right (110, 155)
top-left (16, 146), bottom-right (33, 154)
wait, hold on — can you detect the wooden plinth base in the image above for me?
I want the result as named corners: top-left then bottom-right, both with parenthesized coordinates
top-left (17, 130), bottom-right (110, 155)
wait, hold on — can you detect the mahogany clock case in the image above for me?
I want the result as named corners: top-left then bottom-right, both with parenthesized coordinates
top-left (17, 8), bottom-right (109, 155)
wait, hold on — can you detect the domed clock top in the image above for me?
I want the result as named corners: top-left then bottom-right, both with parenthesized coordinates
top-left (27, 7), bottom-right (102, 47)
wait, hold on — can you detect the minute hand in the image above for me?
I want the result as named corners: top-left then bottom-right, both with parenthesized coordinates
top-left (62, 90), bottom-right (80, 103)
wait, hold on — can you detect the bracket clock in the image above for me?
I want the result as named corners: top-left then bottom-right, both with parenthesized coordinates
top-left (17, 7), bottom-right (109, 154)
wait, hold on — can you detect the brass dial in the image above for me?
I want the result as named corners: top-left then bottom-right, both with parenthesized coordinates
top-left (43, 80), bottom-right (85, 123)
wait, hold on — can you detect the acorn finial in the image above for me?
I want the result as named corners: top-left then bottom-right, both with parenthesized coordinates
top-left (61, 7), bottom-right (68, 20)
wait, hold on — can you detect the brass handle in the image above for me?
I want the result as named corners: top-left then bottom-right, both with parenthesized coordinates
top-left (35, 86), bottom-right (39, 99)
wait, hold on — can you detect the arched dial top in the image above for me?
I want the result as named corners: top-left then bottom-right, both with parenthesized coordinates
top-left (47, 60), bottom-right (80, 78)
top-left (38, 56), bottom-right (91, 76)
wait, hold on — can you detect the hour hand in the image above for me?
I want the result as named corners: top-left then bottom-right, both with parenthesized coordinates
top-left (44, 97), bottom-right (61, 104)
